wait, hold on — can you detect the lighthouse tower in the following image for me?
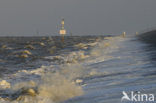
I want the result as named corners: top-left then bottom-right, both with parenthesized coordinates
top-left (59, 19), bottom-right (66, 42)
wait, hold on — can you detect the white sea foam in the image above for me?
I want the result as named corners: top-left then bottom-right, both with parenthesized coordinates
top-left (0, 65), bottom-right (84, 103)
top-left (45, 50), bottom-right (89, 64)
top-left (0, 80), bottom-right (10, 89)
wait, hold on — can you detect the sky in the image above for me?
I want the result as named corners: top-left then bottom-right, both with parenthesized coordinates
top-left (0, 0), bottom-right (156, 36)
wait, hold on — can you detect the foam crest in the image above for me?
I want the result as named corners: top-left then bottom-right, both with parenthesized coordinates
top-left (38, 72), bottom-right (83, 102)
top-left (90, 37), bottom-right (120, 57)
top-left (0, 63), bottom-right (85, 103)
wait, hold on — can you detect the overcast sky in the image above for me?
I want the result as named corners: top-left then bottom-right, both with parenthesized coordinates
top-left (0, 0), bottom-right (156, 36)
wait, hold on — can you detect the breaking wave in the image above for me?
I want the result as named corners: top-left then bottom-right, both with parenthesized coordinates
top-left (0, 36), bottom-right (127, 103)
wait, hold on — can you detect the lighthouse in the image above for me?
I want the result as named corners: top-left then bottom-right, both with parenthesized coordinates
top-left (59, 19), bottom-right (66, 42)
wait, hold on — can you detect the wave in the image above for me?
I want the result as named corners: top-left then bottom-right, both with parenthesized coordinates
top-left (0, 64), bottom-right (84, 103)
top-left (0, 35), bottom-right (127, 103)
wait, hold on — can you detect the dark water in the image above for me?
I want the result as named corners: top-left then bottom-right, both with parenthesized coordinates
top-left (0, 36), bottom-right (100, 77)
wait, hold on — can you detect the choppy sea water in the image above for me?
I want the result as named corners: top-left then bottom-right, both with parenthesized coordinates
top-left (0, 34), bottom-right (156, 103)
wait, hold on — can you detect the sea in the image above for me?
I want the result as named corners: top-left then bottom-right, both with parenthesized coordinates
top-left (0, 32), bottom-right (156, 103)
